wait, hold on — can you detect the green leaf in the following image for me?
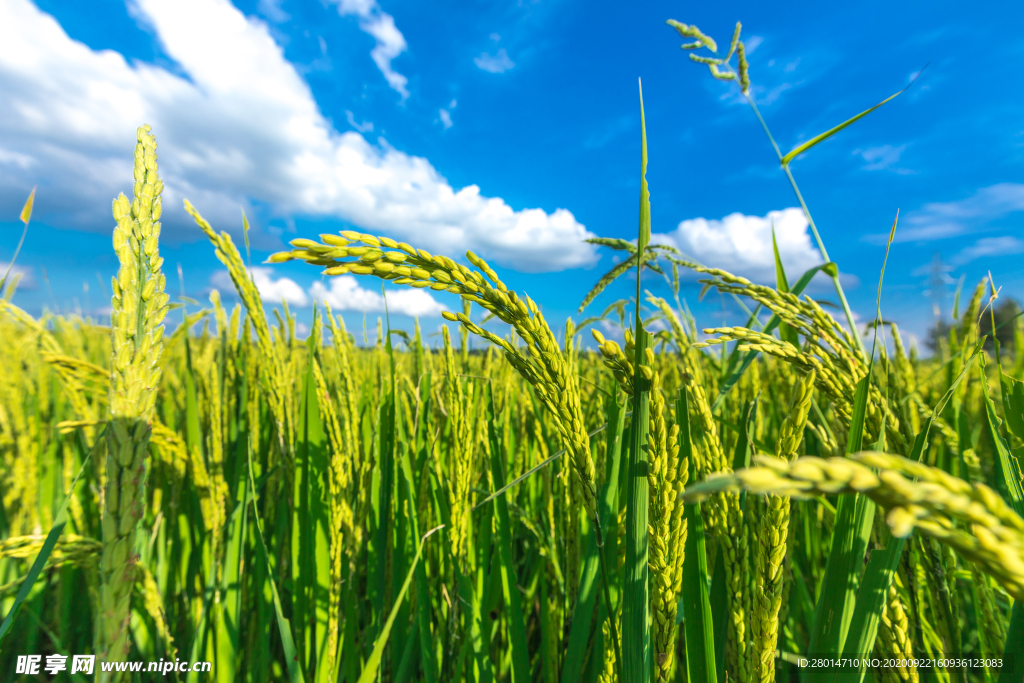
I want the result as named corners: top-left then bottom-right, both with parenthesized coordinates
top-left (0, 427), bottom-right (98, 644)
top-left (1000, 368), bottom-right (1024, 441)
top-left (183, 336), bottom-right (216, 682)
top-left (486, 386), bottom-right (531, 683)
top-left (398, 431), bottom-right (438, 683)
top-left (806, 493), bottom-right (875, 679)
top-left (998, 602), bottom-right (1024, 683)
top-left (248, 439), bottom-right (306, 683)
top-left (806, 374), bottom-right (876, 680)
top-left (563, 391), bottom-right (626, 683)
top-left (372, 391), bottom-right (396, 646)
top-left (298, 328), bottom-right (331, 683)
top-left (981, 356), bottom-right (1024, 518)
top-left (731, 398), bottom-right (757, 473)
top-left (780, 70), bottom-right (925, 166)
top-left (679, 390), bottom-right (716, 683)
top-left (356, 526), bottom-right (444, 683)
top-left (638, 79), bottom-right (651, 270)
top-left (623, 325), bottom-right (652, 683)
top-left (835, 535), bottom-right (905, 683)
top-left (772, 225), bottom-right (800, 348)
top-left (183, 335), bottom-right (203, 461)
top-left (215, 432), bottom-right (250, 683)
top-left (772, 225), bottom-right (790, 295)
top-left (847, 375), bottom-right (870, 454)
top-left (708, 545), bottom-right (727, 683)
top-left (914, 338), bottom-right (985, 460)
top-left (393, 620), bottom-right (420, 683)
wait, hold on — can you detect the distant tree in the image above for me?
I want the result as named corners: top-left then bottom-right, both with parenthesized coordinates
top-left (925, 297), bottom-right (1021, 355)
top-left (988, 297), bottom-right (1023, 353)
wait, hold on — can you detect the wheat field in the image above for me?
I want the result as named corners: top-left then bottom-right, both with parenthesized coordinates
top-left (1, 18), bottom-right (1023, 683)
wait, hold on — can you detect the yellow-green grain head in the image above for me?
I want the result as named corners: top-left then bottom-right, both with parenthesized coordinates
top-left (97, 124), bottom-right (167, 676)
top-left (109, 124), bottom-right (167, 418)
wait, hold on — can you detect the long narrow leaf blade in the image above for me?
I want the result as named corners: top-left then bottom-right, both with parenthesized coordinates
top-left (248, 440), bottom-right (305, 683)
top-left (679, 391), bottom-right (716, 683)
top-left (983, 359), bottom-right (1024, 517)
top-left (998, 602), bottom-right (1024, 683)
top-left (772, 225), bottom-right (800, 347)
top-left (835, 536), bottom-right (905, 683)
top-left (780, 71), bottom-right (924, 166)
top-left (486, 387), bottom-right (531, 683)
top-left (806, 374), bottom-right (876, 679)
top-left (357, 526), bottom-right (444, 683)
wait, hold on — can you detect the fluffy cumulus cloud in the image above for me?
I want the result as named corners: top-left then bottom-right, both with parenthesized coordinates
top-left (0, 0), bottom-right (597, 272)
top-left (210, 268), bottom-right (448, 317)
top-left (211, 268), bottom-right (309, 307)
top-left (652, 207), bottom-right (824, 283)
top-left (310, 276), bottom-right (447, 317)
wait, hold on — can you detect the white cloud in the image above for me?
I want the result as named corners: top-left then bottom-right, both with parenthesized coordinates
top-left (330, 0), bottom-right (409, 100)
top-left (951, 236), bottom-right (1024, 266)
top-left (345, 110), bottom-right (374, 133)
top-left (0, 0), bottom-right (597, 272)
top-left (310, 275), bottom-right (447, 317)
top-left (651, 207), bottom-right (824, 283)
top-left (439, 108), bottom-right (453, 129)
top-left (0, 148), bottom-right (35, 169)
top-left (864, 183), bottom-right (1024, 243)
top-left (596, 318), bottom-right (625, 343)
top-left (257, 0), bottom-right (289, 23)
top-left (854, 144), bottom-right (913, 174)
top-left (0, 262), bottom-right (37, 290)
top-left (211, 267), bottom-right (308, 306)
top-left (475, 48), bottom-right (515, 73)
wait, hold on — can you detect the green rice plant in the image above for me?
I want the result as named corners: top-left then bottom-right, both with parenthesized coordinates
top-left (682, 452), bottom-right (1024, 600)
top-left (268, 232), bottom-right (602, 525)
top-left (98, 124), bottom-right (167, 678)
top-left (666, 19), bottom-right (919, 359)
top-left (752, 369), bottom-right (815, 683)
top-left (4, 19), bottom-right (1024, 683)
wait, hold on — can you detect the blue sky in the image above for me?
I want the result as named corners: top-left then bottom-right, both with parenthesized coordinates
top-left (1, 0), bottom-right (1022, 349)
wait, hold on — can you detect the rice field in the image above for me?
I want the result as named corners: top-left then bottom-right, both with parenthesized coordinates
top-left (1, 18), bottom-right (1023, 683)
